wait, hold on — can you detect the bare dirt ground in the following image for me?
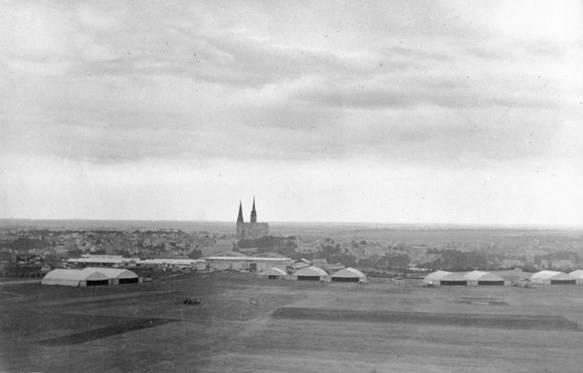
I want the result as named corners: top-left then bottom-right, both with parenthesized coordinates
top-left (1, 272), bottom-right (583, 373)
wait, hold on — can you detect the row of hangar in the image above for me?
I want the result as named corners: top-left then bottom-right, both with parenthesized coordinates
top-left (258, 266), bottom-right (367, 283)
top-left (423, 270), bottom-right (583, 286)
top-left (41, 268), bottom-right (141, 287)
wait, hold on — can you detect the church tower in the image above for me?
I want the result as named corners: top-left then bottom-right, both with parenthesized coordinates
top-left (250, 197), bottom-right (257, 223)
top-left (236, 201), bottom-right (245, 238)
top-left (237, 201), bottom-right (244, 224)
top-left (236, 198), bottom-right (268, 239)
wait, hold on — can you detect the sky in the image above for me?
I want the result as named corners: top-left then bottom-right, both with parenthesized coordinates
top-left (1, 0), bottom-right (582, 226)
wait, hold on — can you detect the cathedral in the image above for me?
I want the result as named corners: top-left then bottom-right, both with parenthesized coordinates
top-left (236, 198), bottom-right (269, 239)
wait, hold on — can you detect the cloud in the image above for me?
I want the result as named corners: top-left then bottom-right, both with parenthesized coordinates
top-left (0, 2), bottom-right (580, 165)
top-left (1, 0), bottom-right (582, 224)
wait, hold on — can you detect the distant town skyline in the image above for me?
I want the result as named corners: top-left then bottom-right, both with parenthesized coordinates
top-left (1, 0), bottom-right (582, 226)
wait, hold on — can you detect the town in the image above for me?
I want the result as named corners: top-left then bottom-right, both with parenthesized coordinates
top-left (1, 201), bottom-right (583, 284)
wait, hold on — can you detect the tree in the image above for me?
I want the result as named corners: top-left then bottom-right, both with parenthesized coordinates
top-left (188, 249), bottom-right (202, 259)
top-left (67, 248), bottom-right (83, 258)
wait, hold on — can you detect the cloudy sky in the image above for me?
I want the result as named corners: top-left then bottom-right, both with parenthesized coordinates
top-left (1, 0), bottom-right (582, 226)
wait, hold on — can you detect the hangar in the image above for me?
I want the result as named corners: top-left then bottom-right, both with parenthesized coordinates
top-left (330, 267), bottom-right (367, 283)
top-left (568, 270), bottom-right (583, 284)
top-left (422, 271), bottom-right (452, 286)
top-left (82, 267), bottom-right (140, 285)
top-left (531, 270), bottom-right (576, 285)
top-left (257, 267), bottom-right (287, 279)
top-left (439, 272), bottom-right (468, 286)
top-left (42, 269), bottom-right (109, 287)
top-left (293, 266), bottom-right (327, 281)
top-left (465, 271), bottom-right (506, 286)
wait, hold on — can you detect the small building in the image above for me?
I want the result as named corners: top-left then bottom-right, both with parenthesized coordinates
top-left (257, 267), bottom-right (287, 280)
top-left (82, 267), bottom-right (140, 285)
top-left (530, 270), bottom-right (575, 285)
top-left (292, 260), bottom-right (311, 271)
top-left (330, 267), bottom-right (367, 283)
top-left (422, 271), bottom-right (452, 286)
top-left (568, 270), bottom-right (583, 284)
top-left (293, 266), bottom-right (327, 281)
top-left (465, 271), bottom-right (506, 286)
top-left (42, 269), bottom-right (110, 287)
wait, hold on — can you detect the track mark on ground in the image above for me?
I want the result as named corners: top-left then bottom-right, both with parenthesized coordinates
top-left (37, 318), bottom-right (176, 345)
top-left (272, 307), bottom-right (580, 331)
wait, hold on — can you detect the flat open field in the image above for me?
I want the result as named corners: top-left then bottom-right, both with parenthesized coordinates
top-left (2, 273), bottom-right (583, 372)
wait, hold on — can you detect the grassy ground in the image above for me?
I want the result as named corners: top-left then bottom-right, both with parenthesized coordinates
top-left (1, 272), bottom-right (583, 372)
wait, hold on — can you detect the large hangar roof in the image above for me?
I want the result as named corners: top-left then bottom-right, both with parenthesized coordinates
top-left (442, 272), bottom-right (468, 281)
top-left (531, 270), bottom-right (572, 280)
top-left (68, 257), bottom-right (132, 264)
top-left (294, 266), bottom-right (327, 277)
top-left (424, 271), bottom-right (452, 281)
top-left (205, 256), bottom-right (291, 262)
top-left (43, 269), bottom-right (108, 282)
top-left (331, 267), bottom-right (366, 279)
top-left (137, 259), bottom-right (202, 266)
top-left (251, 252), bottom-right (286, 258)
top-left (465, 271), bottom-right (504, 281)
top-left (82, 267), bottom-right (138, 279)
top-left (258, 267), bottom-right (287, 276)
top-left (568, 270), bottom-right (583, 279)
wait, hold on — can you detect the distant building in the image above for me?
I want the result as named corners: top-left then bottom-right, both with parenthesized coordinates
top-left (205, 254), bottom-right (292, 272)
top-left (42, 269), bottom-right (110, 287)
top-left (530, 270), bottom-right (576, 285)
top-left (330, 267), bottom-right (367, 283)
top-left (293, 266), bottom-right (328, 281)
top-left (236, 198), bottom-right (269, 239)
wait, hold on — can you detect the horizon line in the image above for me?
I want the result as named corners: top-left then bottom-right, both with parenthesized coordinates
top-left (0, 218), bottom-right (581, 230)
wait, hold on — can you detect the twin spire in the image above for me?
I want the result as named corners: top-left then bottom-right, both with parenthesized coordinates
top-left (237, 197), bottom-right (258, 224)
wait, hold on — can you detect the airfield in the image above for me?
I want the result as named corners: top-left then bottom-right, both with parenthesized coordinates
top-left (2, 272), bottom-right (583, 373)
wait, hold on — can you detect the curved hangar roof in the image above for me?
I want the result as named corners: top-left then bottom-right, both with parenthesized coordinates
top-left (331, 267), bottom-right (366, 279)
top-left (423, 271), bottom-right (452, 282)
top-left (569, 270), bottom-right (583, 279)
top-left (293, 266), bottom-right (328, 277)
top-left (531, 270), bottom-right (572, 280)
top-left (82, 267), bottom-right (138, 279)
top-left (258, 267), bottom-right (287, 276)
top-left (42, 269), bottom-right (109, 286)
top-left (465, 270), bottom-right (504, 282)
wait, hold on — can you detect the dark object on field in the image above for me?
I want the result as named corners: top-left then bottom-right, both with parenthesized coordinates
top-left (176, 297), bottom-right (201, 305)
top-left (512, 279), bottom-right (533, 288)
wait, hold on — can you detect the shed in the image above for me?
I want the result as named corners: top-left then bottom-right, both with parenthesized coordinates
top-left (465, 271), bottom-right (506, 286)
top-left (42, 269), bottom-right (109, 287)
top-left (293, 266), bottom-right (327, 281)
top-left (531, 270), bottom-right (575, 285)
top-left (422, 271), bottom-right (452, 286)
top-left (330, 267), bottom-right (367, 283)
top-left (82, 267), bottom-right (140, 285)
top-left (257, 267), bottom-right (287, 279)
top-left (568, 270), bottom-right (583, 284)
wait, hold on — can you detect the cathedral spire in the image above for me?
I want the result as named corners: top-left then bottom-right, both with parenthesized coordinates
top-left (250, 197), bottom-right (257, 223)
top-left (237, 201), bottom-right (244, 223)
